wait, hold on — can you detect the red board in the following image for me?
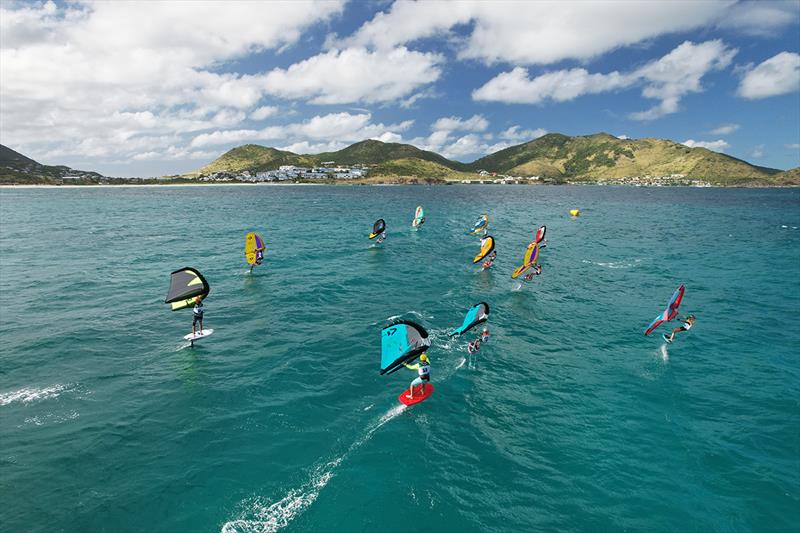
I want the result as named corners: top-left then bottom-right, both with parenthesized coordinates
top-left (398, 384), bottom-right (435, 406)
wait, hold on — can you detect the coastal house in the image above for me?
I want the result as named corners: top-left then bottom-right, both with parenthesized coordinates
top-left (199, 162), bottom-right (368, 183)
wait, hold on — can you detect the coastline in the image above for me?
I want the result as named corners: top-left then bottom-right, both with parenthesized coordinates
top-left (0, 182), bottom-right (331, 189)
top-left (1, 182), bottom-right (796, 189)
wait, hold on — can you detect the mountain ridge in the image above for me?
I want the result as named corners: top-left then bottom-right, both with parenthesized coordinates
top-left (0, 144), bottom-right (107, 184)
top-left (194, 133), bottom-right (794, 186)
top-left (1, 135), bottom-right (797, 186)
top-left (195, 139), bottom-right (468, 175)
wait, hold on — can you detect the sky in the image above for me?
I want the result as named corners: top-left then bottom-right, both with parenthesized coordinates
top-left (1, 0), bottom-right (798, 177)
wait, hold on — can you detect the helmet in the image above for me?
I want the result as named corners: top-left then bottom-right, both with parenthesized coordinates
top-left (420, 353), bottom-right (429, 363)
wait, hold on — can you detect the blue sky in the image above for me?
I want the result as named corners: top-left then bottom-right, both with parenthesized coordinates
top-left (1, 0), bottom-right (798, 177)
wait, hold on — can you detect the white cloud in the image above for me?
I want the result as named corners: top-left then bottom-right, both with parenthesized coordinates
top-left (408, 132), bottom-right (449, 154)
top-left (786, 143), bottom-right (800, 150)
top-left (250, 106), bottom-right (279, 121)
top-left (682, 139), bottom-right (730, 152)
top-left (399, 87), bottom-right (440, 109)
top-left (420, 130), bottom-right (453, 150)
top-left (443, 134), bottom-right (492, 158)
top-left (162, 146), bottom-right (219, 161)
top-left (474, 40), bottom-right (736, 121)
top-left (291, 113), bottom-right (413, 140)
top-left (131, 147), bottom-right (217, 161)
top-left (190, 112), bottom-right (414, 150)
top-left (431, 115), bottom-right (489, 132)
top-left (716, 1), bottom-right (799, 36)
top-left (291, 112), bottom-right (373, 139)
top-left (262, 47), bottom-right (443, 104)
top-left (737, 52), bottom-right (800, 99)
top-left (278, 140), bottom-right (348, 154)
top-left (629, 40), bottom-right (737, 120)
top-left (473, 67), bottom-right (631, 104)
top-left (710, 123), bottom-right (740, 135)
top-left (190, 128), bottom-right (273, 148)
top-left (0, 0), bottom-right (344, 165)
top-left (750, 145), bottom-right (765, 159)
top-left (616, 134), bottom-right (629, 140)
top-left (499, 126), bottom-right (548, 142)
top-left (0, 1), bottom-right (71, 49)
top-left (408, 127), bottom-right (512, 161)
top-left (334, 2), bottom-right (473, 52)
top-left (5, 0), bottom-right (792, 176)
top-left (1, 1), bottom-right (344, 59)
top-left (372, 131), bottom-right (403, 143)
top-left (131, 151), bottom-right (161, 162)
top-left (338, 1), bottom-right (730, 65)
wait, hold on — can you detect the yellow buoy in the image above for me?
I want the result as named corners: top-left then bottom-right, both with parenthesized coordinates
top-left (569, 209), bottom-right (580, 217)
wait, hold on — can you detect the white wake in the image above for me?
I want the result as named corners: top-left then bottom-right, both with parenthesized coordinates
top-left (221, 405), bottom-right (406, 533)
top-left (0, 384), bottom-right (71, 406)
top-left (222, 329), bottom-right (465, 532)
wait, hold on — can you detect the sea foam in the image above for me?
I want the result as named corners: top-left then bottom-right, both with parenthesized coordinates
top-left (0, 384), bottom-right (71, 406)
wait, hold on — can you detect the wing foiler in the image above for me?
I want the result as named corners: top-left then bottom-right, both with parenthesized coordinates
top-left (469, 214), bottom-right (489, 235)
top-left (380, 320), bottom-right (431, 375)
top-left (644, 284), bottom-right (685, 335)
top-left (245, 232), bottom-right (265, 266)
top-left (473, 235), bottom-right (495, 263)
top-left (412, 206), bottom-right (425, 227)
top-left (511, 225), bottom-right (546, 279)
top-left (449, 302), bottom-right (490, 336)
top-left (165, 267), bottom-right (210, 311)
top-left (369, 218), bottom-right (386, 239)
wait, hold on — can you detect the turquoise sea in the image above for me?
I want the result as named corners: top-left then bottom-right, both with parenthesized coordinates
top-left (1, 185), bottom-right (798, 532)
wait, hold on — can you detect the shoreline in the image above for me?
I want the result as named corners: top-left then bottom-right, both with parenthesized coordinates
top-left (0, 182), bottom-right (331, 189)
top-left (1, 182), bottom-right (796, 189)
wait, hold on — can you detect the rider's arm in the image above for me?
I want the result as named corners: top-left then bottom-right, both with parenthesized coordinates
top-left (404, 362), bottom-right (420, 370)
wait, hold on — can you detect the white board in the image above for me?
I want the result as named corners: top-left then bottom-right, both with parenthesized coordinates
top-left (184, 328), bottom-right (214, 341)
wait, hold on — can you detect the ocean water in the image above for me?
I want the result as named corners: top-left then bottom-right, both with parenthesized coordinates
top-left (1, 185), bottom-right (798, 533)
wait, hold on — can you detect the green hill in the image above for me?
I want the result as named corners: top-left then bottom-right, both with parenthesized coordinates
top-left (315, 139), bottom-right (465, 169)
top-left (366, 158), bottom-right (473, 182)
top-left (194, 134), bottom-right (788, 185)
top-left (1, 144), bottom-right (39, 166)
top-left (0, 144), bottom-right (106, 184)
top-left (195, 144), bottom-right (317, 175)
top-left (5, 135), bottom-right (791, 187)
top-left (468, 133), bottom-right (782, 185)
top-left (772, 167), bottom-right (800, 185)
top-left (195, 139), bottom-right (465, 176)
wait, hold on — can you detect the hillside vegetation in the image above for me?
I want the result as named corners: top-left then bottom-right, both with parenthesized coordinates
top-left (195, 144), bottom-right (318, 175)
top-left (197, 139), bottom-right (465, 176)
top-left (0, 144), bottom-right (106, 184)
top-left (194, 133), bottom-right (790, 186)
top-left (318, 139), bottom-right (465, 169)
top-left (772, 167), bottom-right (800, 185)
top-left (3, 133), bottom-right (795, 186)
top-left (468, 133), bottom-right (783, 185)
top-left (367, 158), bottom-right (474, 181)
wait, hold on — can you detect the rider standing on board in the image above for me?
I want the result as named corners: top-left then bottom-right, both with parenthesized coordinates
top-left (403, 353), bottom-right (430, 399)
top-left (192, 296), bottom-right (204, 335)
